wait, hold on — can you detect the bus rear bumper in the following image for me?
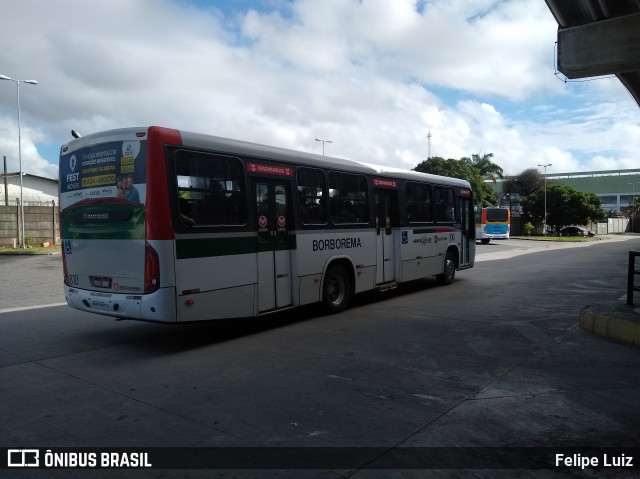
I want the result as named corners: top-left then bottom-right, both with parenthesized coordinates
top-left (64, 285), bottom-right (177, 322)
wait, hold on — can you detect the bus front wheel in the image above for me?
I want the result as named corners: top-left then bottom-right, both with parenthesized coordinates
top-left (481, 238), bottom-right (490, 244)
top-left (436, 251), bottom-right (457, 286)
top-left (322, 265), bottom-right (351, 314)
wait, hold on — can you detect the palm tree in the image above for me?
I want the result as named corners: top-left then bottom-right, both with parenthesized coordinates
top-left (463, 153), bottom-right (504, 183)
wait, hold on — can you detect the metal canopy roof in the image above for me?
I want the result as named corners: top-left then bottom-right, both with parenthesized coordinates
top-left (544, 0), bottom-right (640, 107)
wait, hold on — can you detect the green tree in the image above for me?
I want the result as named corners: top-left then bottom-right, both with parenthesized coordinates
top-left (414, 156), bottom-right (496, 207)
top-left (520, 184), bottom-right (606, 234)
top-left (523, 222), bottom-right (534, 236)
top-left (462, 153), bottom-right (504, 183)
top-left (503, 168), bottom-right (544, 196)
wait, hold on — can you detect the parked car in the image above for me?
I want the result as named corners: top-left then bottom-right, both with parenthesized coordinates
top-left (560, 226), bottom-right (595, 237)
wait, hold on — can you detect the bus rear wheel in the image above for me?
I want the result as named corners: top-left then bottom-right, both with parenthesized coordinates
top-left (481, 238), bottom-right (490, 244)
top-left (436, 250), bottom-right (457, 285)
top-left (322, 265), bottom-right (351, 314)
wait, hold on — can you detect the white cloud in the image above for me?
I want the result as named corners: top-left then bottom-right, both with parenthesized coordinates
top-left (0, 116), bottom-right (58, 178)
top-left (0, 0), bottom-right (638, 181)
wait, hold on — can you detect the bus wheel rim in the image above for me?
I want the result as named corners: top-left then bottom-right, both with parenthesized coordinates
top-left (445, 259), bottom-right (454, 278)
top-left (328, 276), bottom-right (344, 304)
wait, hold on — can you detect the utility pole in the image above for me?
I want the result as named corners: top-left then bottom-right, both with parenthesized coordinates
top-left (3, 156), bottom-right (8, 206)
top-left (426, 131), bottom-right (432, 159)
top-left (0, 74), bottom-right (38, 248)
top-left (538, 163), bottom-right (552, 235)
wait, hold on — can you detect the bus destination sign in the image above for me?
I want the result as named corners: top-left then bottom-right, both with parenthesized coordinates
top-left (373, 179), bottom-right (397, 188)
top-left (246, 162), bottom-right (293, 177)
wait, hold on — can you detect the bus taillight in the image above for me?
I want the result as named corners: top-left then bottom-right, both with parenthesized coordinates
top-left (144, 241), bottom-right (160, 294)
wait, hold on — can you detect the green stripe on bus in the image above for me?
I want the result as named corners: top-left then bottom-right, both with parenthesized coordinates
top-left (176, 234), bottom-right (297, 259)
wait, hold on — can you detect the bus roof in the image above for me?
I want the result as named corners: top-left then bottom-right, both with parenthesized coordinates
top-left (180, 129), bottom-right (471, 189)
top-left (61, 126), bottom-right (471, 190)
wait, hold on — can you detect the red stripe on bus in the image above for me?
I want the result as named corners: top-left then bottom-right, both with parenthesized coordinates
top-left (146, 126), bottom-right (182, 240)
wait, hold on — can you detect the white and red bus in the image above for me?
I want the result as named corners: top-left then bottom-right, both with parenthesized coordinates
top-left (59, 126), bottom-right (475, 322)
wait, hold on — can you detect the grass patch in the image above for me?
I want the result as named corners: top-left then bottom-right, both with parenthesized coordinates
top-left (511, 235), bottom-right (593, 242)
top-left (0, 244), bottom-right (62, 254)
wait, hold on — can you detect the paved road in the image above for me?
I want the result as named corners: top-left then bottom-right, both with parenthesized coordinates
top-left (0, 237), bottom-right (630, 311)
top-left (475, 235), bottom-right (637, 262)
top-left (0, 253), bottom-right (65, 311)
top-left (1, 238), bottom-right (640, 478)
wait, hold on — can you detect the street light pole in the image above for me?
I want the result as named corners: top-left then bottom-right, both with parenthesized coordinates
top-left (315, 138), bottom-right (332, 156)
top-left (0, 74), bottom-right (38, 248)
top-left (538, 163), bottom-right (552, 235)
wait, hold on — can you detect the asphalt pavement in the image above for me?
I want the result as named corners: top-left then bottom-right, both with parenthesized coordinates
top-left (1, 236), bottom-right (640, 478)
top-left (0, 252), bottom-right (65, 311)
top-left (484, 235), bottom-right (640, 347)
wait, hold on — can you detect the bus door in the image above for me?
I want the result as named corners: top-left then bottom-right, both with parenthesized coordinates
top-left (374, 189), bottom-right (399, 284)
top-left (459, 195), bottom-right (474, 267)
top-left (255, 180), bottom-right (293, 312)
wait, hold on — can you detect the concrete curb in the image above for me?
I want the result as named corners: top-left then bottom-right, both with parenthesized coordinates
top-left (580, 307), bottom-right (640, 347)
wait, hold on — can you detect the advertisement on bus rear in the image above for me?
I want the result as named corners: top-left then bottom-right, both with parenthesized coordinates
top-left (59, 140), bottom-right (147, 209)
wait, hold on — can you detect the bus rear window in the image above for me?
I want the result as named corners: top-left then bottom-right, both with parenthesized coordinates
top-left (486, 208), bottom-right (509, 222)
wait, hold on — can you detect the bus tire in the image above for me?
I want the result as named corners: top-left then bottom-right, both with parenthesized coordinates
top-left (481, 238), bottom-right (490, 244)
top-left (436, 250), bottom-right (457, 286)
top-left (322, 265), bottom-right (351, 314)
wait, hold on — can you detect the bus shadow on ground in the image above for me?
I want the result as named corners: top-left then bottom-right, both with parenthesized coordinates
top-left (99, 277), bottom-right (448, 356)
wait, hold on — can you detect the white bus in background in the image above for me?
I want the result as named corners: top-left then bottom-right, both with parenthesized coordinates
top-left (59, 126), bottom-right (475, 323)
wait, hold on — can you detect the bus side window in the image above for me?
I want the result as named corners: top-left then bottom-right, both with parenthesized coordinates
top-left (300, 199), bottom-right (321, 224)
top-left (174, 151), bottom-right (247, 228)
top-left (335, 200), bottom-right (357, 223)
top-left (434, 186), bottom-right (455, 222)
top-left (199, 192), bottom-right (223, 225)
top-left (179, 198), bottom-right (196, 226)
top-left (407, 182), bottom-right (432, 223)
top-left (297, 168), bottom-right (328, 225)
top-left (226, 192), bottom-right (245, 224)
top-left (299, 201), bottom-right (310, 224)
top-left (330, 197), bottom-right (338, 220)
top-left (329, 172), bottom-right (369, 225)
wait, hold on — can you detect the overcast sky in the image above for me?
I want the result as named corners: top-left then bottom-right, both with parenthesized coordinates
top-left (1, 0), bottom-right (639, 180)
